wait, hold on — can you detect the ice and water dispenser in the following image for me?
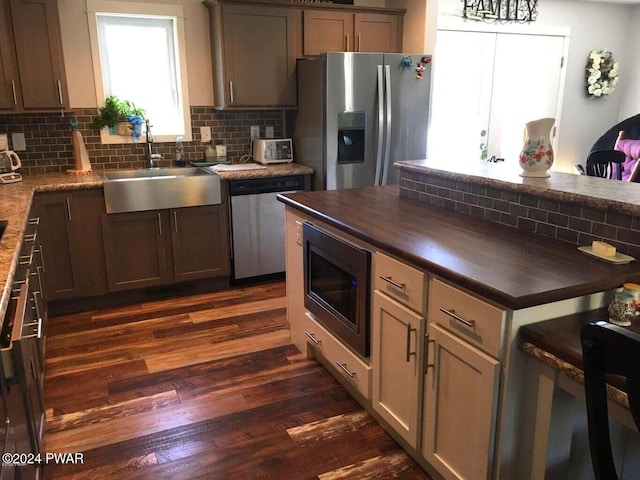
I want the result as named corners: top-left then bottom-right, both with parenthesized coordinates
top-left (337, 112), bottom-right (365, 164)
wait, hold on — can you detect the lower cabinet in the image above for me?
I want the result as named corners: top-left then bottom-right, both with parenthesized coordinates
top-left (371, 290), bottom-right (424, 449)
top-left (303, 311), bottom-right (372, 400)
top-left (35, 189), bottom-right (108, 299)
top-left (101, 210), bottom-right (172, 291)
top-left (102, 205), bottom-right (230, 291)
top-left (422, 278), bottom-right (504, 480)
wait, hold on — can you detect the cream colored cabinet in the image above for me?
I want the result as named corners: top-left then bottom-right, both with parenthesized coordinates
top-left (206, 1), bottom-right (297, 109)
top-left (303, 312), bottom-right (372, 400)
top-left (302, 9), bottom-right (402, 56)
top-left (371, 251), bottom-right (426, 449)
top-left (422, 278), bottom-right (504, 480)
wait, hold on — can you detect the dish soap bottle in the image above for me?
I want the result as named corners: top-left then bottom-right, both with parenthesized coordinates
top-left (175, 136), bottom-right (185, 167)
top-left (205, 141), bottom-right (216, 163)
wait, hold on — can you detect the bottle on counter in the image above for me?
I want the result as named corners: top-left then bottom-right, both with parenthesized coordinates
top-left (175, 136), bottom-right (185, 167)
top-left (205, 141), bottom-right (216, 163)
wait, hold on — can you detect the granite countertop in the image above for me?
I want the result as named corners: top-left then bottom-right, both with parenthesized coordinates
top-left (0, 162), bottom-right (313, 321)
top-left (396, 159), bottom-right (640, 216)
top-left (279, 186), bottom-right (640, 310)
top-left (519, 308), bottom-right (632, 409)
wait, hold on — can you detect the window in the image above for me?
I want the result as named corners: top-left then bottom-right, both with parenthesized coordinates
top-left (87, 1), bottom-right (191, 143)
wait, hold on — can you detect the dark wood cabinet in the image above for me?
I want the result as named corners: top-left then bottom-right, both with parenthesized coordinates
top-left (102, 205), bottom-right (230, 291)
top-left (0, 0), bottom-right (18, 110)
top-left (101, 210), bottom-right (172, 292)
top-left (0, 0), bottom-right (68, 111)
top-left (35, 189), bottom-right (108, 300)
top-left (208, 2), bottom-right (297, 109)
top-left (302, 9), bottom-right (402, 56)
top-left (171, 205), bottom-right (230, 282)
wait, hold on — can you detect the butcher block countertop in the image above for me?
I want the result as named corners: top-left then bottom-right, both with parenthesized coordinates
top-left (278, 185), bottom-right (640, 310)
top-left (0, 163), bottom-right (312, 321)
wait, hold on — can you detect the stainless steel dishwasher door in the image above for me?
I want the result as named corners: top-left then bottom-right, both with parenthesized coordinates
top-left (230, 190), bottom-right (296, 280)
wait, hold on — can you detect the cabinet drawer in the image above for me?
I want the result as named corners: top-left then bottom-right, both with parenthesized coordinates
top-left (428, 278), bottom-right (505, 359)
top-left (303, 312), bottom-right (371, 400)
top-left (373, 252), bottom-right (425, 312)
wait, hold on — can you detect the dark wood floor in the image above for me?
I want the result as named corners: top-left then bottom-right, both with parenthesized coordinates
top-left (43, 280), bottom-right (431, 479)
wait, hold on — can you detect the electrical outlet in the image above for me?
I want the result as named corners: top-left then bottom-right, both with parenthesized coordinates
top-left (11, 133), bottom-right (26, 151)
top-left (200, 126), bottom-right (211, 143)
top-left (250, 125), bottom-right (260, 139)
top-left (265, 126), bottom-right (274, 138)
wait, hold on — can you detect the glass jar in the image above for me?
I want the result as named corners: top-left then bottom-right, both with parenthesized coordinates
top-left (621, 282), bottom-right (640, 315)
top-left (608, 291), bottom-right (635, 326)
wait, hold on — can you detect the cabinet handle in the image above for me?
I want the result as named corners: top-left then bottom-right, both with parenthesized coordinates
top-left (28, 217), bottom-right (40, 226)
top-left (173, 211), bottom-right (178, 234)
top-left (36, 265), bottom-right (45, 298)
top-left (57, 80), bottom-right (63, 105)
top-left (357, 34), bottom-right (361, 52)
top-left (439, 307), bottom-right (475, 328)
top-left (22, 314), bottom-right (42, 340)
top-left (229, 81), bottom-right (234, 103)
top-left (66, 197), bottom-right (72, 222)
top-left (305, 331), bottom-right (320, 346)
top-left (424, 333), bottom-right (435, 372)
top-left (336, 361), bottom-right (356, 379)
top-left (379, 275), bottom-right (405, 291)
top-left (10, 80), bottom-right (16, 105)
top-left (157, 212), bottom-right (162, 237)
top-left (406, 322), bottom-right (416, 362)
top-left (38, 244), bottom-right (46, 273)
top-left (345, 34), bottom-right (350, 52)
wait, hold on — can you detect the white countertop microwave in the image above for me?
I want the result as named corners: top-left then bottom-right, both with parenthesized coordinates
top-left (253, 139), bottom-right (293, 164)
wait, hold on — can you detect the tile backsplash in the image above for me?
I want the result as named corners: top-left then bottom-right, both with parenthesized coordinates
top-left (400, 170), bottom-right (640, 259)
top-left (0, 107), bottom-right (284, 175)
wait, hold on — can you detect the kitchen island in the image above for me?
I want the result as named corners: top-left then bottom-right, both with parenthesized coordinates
top-left (278, 163), bottom-right (640, 479)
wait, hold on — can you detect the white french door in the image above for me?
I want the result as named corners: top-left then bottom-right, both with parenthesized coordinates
top-left (428, 29), bottom-right (566, 169)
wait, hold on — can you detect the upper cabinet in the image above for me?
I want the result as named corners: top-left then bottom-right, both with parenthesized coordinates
top-left (206, 1), bottom-right (297, 109)
top-left (303, 10), bottom-right (402, 56)
top-left (205, 0), bottom-right (405, 109)
top-left (0, 0), bottom-right (69, 111)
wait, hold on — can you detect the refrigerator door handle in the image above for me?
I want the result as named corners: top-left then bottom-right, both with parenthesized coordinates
top-left (375, 65), bottom-right (385, 186)
top-left (382, 64), bottom-right (392, 185)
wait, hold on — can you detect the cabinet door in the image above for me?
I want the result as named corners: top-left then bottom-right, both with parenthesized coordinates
top-left (36, 190), bottom-right (107, 300)
top-left (354, 13), bottom-right (401, 53)
top-left (0, 0), bottom-right (18, 109)
top-left (9, 0), bottom-right (68, 109)
top-left (303, 10), bottom-right (353, 55)
top-left (221, 4), bottom-right (296, 107)
top-left (35, 193), bottom-right (80, 300)
top-left (171, 205), bottom-right (230, 282)
top-left (102, 211), bottom-right (171, 292)
top-left (371, 290), bottom-right (424, 449)
top-left (423, 323), bottom-right (500, 480)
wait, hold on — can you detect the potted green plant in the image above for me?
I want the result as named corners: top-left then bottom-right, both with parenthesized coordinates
top-left (93, 95), bottom-right (146, 137)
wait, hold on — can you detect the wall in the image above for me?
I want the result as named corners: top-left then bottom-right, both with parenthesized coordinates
top-left (435, 0), bottom-right (638, 173)
top-left (0, 109), bottom-right (283, 174)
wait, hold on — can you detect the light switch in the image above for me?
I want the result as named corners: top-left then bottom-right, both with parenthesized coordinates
top-left (11, 133), bottom-right (26, 151)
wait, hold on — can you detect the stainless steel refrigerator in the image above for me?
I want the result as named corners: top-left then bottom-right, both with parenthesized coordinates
top-left (292, 52), bottom-right (431, 190)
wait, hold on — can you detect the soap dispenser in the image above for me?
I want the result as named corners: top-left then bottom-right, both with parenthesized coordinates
top-left (175, 136), bottom-right (185, 167)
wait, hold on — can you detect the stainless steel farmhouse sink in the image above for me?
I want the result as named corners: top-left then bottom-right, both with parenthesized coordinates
top-left (101, 167), bottom-right (222, 213)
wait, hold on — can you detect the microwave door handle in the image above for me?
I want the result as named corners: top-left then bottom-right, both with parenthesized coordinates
top-left (381, 64), bottom-right (392, 186)
top-left (375, 65), bottom-right (384, 187)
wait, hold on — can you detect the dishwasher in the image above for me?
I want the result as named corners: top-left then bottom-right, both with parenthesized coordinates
top-left (229, 175), bottom-right (306, 280)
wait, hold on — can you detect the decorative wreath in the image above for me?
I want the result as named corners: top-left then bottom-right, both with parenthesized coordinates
top-left (586, 49), bottom-right (619, 98)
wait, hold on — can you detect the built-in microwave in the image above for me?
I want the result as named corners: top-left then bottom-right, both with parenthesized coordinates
top-left (302, 222), bottom-right (371, 357)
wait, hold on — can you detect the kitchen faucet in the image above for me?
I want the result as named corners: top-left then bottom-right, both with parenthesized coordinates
top-left (145, 119), bottom-right (163, 168)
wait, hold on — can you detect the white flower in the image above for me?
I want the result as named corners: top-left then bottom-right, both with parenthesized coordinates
top-left (586, 49), bottom-right (618, 98)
